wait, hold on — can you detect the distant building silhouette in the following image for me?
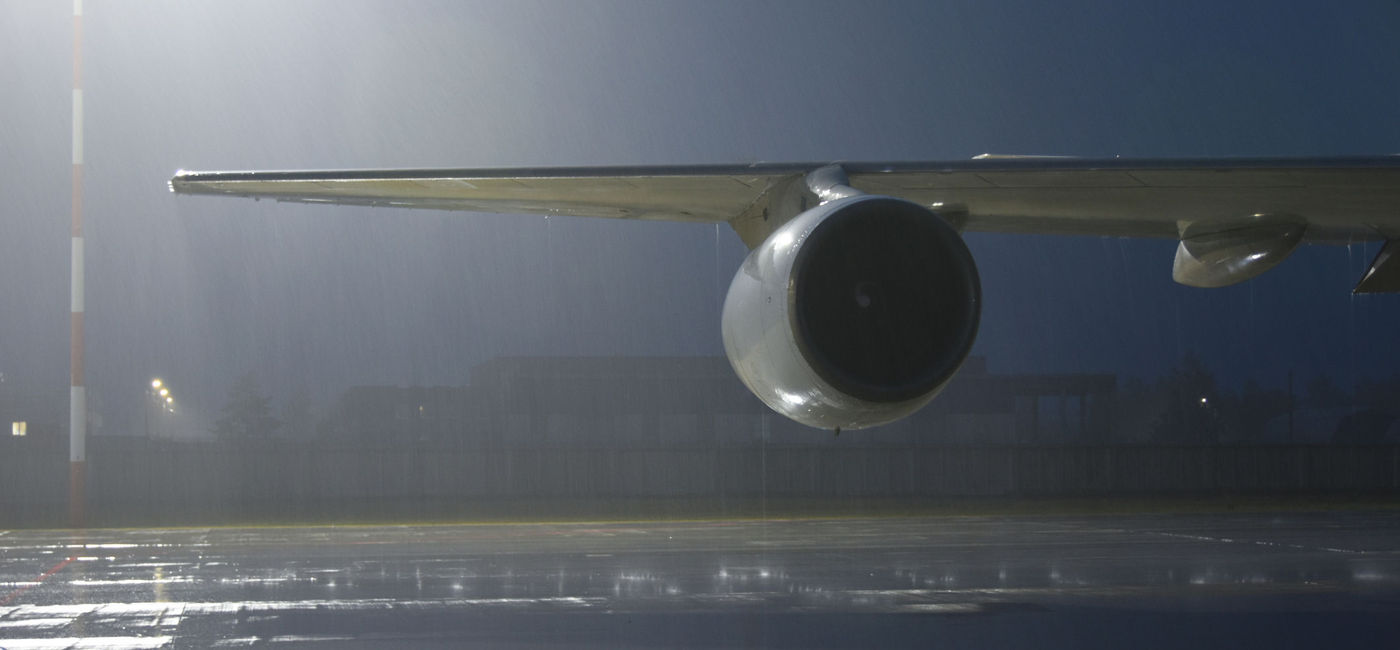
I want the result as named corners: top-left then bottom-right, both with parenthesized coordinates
top-left (0, 378), bottom-right (63, 451)
top-left (317, 356), bottom-right (1116, 447)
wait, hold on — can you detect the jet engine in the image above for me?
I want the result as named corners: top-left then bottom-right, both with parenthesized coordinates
top-left (721, 195), bottom-right (980, 430)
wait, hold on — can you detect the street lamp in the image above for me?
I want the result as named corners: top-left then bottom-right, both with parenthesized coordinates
top-left (146, 378), bottom-right (175, 439)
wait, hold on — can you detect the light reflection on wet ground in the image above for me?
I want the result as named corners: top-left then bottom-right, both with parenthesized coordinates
top-left (1, 511), bottom-right (1398, 647)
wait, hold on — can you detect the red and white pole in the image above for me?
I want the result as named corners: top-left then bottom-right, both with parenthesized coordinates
top-left (69, 0), bottom-right (86, 528)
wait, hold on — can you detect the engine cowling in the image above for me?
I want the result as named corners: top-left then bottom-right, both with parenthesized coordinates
top-left (721, 195), bottom-right (980, 430)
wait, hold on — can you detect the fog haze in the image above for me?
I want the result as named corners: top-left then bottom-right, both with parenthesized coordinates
top-left (2, 0), bottom-right (1399, 437)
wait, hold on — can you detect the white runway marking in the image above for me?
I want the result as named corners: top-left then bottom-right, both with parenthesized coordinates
top-left (1150, 530), bottom-right (1366, 554)
top-left (0, 638), bottom-right (172, 650)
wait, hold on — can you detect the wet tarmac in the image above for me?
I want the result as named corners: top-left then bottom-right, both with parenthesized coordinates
top-left (2, 510), bottom-right (1399, 648)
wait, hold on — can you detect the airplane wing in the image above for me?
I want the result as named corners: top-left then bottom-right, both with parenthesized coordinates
top-left (170, 164), bottom-right (802, 223)
top-left (170, 156), bottom-right (1400, 290)
top-left (171, 156), bottom-right (1400, 239)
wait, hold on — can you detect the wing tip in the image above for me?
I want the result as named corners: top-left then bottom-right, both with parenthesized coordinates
top-left (169, 169), bottom-right (190, 193)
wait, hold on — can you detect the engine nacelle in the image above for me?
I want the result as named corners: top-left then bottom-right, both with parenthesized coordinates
top-left (721, 195), bottom-right (981, 430)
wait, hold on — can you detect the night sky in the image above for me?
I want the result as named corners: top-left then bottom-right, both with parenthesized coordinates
top-left (2, 0), bottom-right (1399, 436)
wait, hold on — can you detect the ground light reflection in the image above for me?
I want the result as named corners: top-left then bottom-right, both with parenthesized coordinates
top-left (0, 513), bottom-right (1396, 646)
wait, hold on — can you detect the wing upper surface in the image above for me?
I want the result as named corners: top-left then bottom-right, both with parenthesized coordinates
top-left (171, 157), bottom-right (1400, 241)
top-left (171, 164), bottom-right (801, 223)
top-left (849, 159), bottom-right (1400, 240)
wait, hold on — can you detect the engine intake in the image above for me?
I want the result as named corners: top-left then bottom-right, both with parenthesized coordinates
top-left (722, 195), bottom-right (980, 430)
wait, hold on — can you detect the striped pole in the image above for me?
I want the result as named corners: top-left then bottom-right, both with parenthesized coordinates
top-left (69, 0), bottom-right (86, 528)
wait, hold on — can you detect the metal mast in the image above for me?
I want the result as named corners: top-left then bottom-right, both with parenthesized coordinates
top-left (70, 0), bottom-right (87, 527)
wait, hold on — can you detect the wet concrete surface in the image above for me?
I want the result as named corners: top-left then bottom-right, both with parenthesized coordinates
top-left (2, 510), bottom-right (1399, 648)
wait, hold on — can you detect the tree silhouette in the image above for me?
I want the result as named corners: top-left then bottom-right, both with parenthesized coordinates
top-left (1227, 379), bottom-right (1293, 442)
top-left (212, 372), bottom-right (280, 440)
top-left (280, 387), bottom-right (316, 440)
top-left (1305, 372), bottom-right (1350, 409)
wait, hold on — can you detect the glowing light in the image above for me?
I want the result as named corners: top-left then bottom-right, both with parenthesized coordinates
top-left (159, 388), bottom-right (169, 397)
top-left (776, 390), bottom-right (807, 407)
top-left (151, 379), bottom-right (163, 389)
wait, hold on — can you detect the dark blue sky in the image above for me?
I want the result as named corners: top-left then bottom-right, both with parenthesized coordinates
top-left (2, 0), bottom-right (1399, 434)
